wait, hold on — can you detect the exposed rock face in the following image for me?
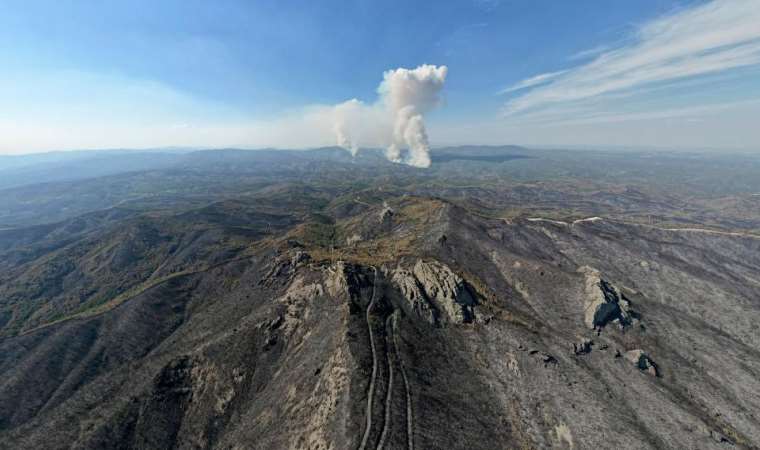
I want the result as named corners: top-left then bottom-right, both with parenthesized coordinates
top-left (392, 260), bottom-right (477, 325)
top-left (276, 275), bottom-right (325, 337)
top-left (528, 349), bottom-right (558, 366)
top-left (392, 266), bottom-right (436, 324)
top-left (345, 233), bottom-right (362, 246)
top-left (573, 339), bottom-right (593, 355)
top-left (290, 250), bottom-right (311, 267)
top-left (379, 201), bottom-right (394, 232)
top-left (624, 349), bottom-right (658, 377)
top-left (580, 267), bottom-right (636, 330)
top-left (324, 261), bottom-right (350, 299)
top-left (379, 201), bottom-right (394, 221)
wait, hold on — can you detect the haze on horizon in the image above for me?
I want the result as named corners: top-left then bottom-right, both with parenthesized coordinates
top-left (2, 0), bottom-right (760, 155)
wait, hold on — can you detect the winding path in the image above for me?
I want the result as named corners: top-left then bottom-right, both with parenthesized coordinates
top-left (359, 267), bottom-right (379, 450)
top-left (520, 216), bottom-right (760, 240)
top-left (359, 274), bottom-right (414, 450)
top-left (393, 312), bottom-right (415, 450)
top-left (377, 315), bottom-right (395, 450)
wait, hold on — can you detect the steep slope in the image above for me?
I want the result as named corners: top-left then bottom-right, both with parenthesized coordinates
top-left (421, 205), bottom-right (760, 448)
top-left (0, 200), bottom-right (299, 337)
top-left (1, 197), bottom-right (759, 449)
top-left (0, 252), bottom-right (371, 449)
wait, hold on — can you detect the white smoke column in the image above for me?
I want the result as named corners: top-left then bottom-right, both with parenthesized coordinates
top-left (332, 99), bottom-right (362, 156)
top-left (391, 105), bottom-right (430, 167)
top-left (334, 123), bottom-right (357, 156)
top-left (333, 64), bottom-right (447, 168)
top-left (379, 64), bottom-right (447, 168)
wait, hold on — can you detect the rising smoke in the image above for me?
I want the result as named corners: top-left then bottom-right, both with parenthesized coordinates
top-left (331, 65), bottom-right (448, 168)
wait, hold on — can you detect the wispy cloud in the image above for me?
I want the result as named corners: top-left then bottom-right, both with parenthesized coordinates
top-left (473, 0), bottom-right (500, 12)
top-left (568, 44), bottom-right (610, 61)
top-left (498, 70), bottom-right (567, 94)
top-left (529, 99), bottom-right (760, 127)
top-left (503, 0), bottom-right (760, 118)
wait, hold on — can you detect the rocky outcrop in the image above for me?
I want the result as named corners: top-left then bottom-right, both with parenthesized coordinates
top-left (345, 233), bottom-right (362, 246)
top-left (392, 260), bottom-right (477, 325)
top-left (528, 349), bottom-right (558, 366)
top-left (573, 338), bottom-right (593, 355)
top-left (379, 201), bottom-right (394, 221)
top-left (379, 201), bottom-right (394, 233)
top-left (277, 275), bottom-right (325, 337)
top-left (392, 266), bottom-right (437, 324)
top-left (291, 250), bottom-right (311, 267)
top-left (579, 267), bottom-right (637, 331)
top-left (324, 261), bottom-right (349, 299)
top-left (624, 349), bottom-right (658, 377)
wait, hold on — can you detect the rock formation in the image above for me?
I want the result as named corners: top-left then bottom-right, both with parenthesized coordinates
top-left (391, 259), bottom-right (477, 325)
top-left (580, 267), bottom-right (637, 331)
top-left (624, 349), bottom-right (658, 377)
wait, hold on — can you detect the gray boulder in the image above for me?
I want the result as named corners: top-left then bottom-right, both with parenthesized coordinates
top-left (580, 267), bottom-right (637, 331)
top-left (624, 349), bottom-right (658, 377)
top-left (392, 259), bottom-right (477, 325)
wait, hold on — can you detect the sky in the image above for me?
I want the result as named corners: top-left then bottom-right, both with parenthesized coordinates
top-left (1, 0), bottom-right (759, 154)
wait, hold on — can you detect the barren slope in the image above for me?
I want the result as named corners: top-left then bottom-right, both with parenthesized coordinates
top-left (1, 196), bottom-right (759, 449)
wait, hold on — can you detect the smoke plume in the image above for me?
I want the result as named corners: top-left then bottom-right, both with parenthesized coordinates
top-left (331, 64), bottom-right (447, 168)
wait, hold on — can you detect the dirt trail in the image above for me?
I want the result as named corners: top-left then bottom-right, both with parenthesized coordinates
top-left (393, 312), bottom-right (414, 450)
top-left (662, 227), bottom-right (760, 239)
top-left (377, 315), bottom-right (395, 450)
top-left (359, 267), bottom-right (379, 450)
top-left (519, 216), bottom-right (760, 240)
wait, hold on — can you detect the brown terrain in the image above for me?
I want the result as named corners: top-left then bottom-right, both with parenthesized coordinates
top-left (1, 146), bottom-right (759, 449)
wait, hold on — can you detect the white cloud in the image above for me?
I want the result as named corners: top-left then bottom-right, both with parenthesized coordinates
top-left (531, 99), bottom-right (760, 127)
top-left (568, 44), bottom-right (610, 61)
top-left (498, 70), bottom-right (567, 94)
top-left (473, 0), bottom-right (500, 12)
top-left (431, 98), bottom-right (760, 150)
top-left (503, 0), bottom-right (760, 118)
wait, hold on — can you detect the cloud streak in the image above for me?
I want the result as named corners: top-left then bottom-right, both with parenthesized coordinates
top-left (499, 70), bottom-right (567, 94)
top-left (568, 44), bottom-right (610, 61)
top-left (503, 0), bottom-right (760, 117)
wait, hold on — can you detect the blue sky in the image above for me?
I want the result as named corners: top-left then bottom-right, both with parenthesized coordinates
top-left (1, 0), bottom-right (759, 153)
